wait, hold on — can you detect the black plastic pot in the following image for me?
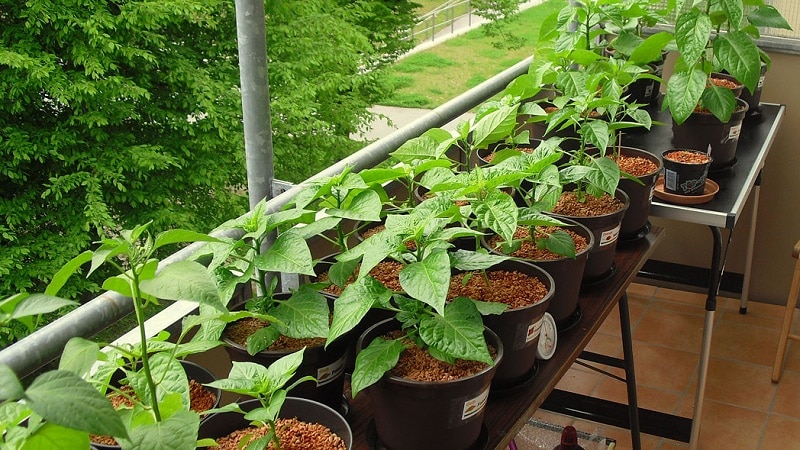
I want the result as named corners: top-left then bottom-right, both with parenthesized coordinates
top-left (661, 150), bottom-right (713, 196)
top-left (550, 189), bottom-right (630, 284)
top-left (91, 360), bottom-right (221, 450)
top-left (672, 98), bottom-right (749, 170)
top-left (223, 297), bottom-right (349, 412)
top-left (477, 259), bottom-right (554, 389)
top-left (197, 397), bottom-right (353, 449)
top-left (483, 219), bottom-right (594, 328)
top-left (357, 318), bottom-right (502, 450)
top-left (616, 146), bottom-right (663, 241)
top-left (741, 61), bottom-right (767, 117)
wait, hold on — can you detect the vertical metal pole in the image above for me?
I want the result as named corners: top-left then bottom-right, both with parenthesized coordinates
top-left (739, 171), bottom-right (762, 314)
top-left (235, 0), bottom-right (274, 210)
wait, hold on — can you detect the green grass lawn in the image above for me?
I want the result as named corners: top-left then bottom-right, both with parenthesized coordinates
top-left (380, 0), bottom-right (562, 109)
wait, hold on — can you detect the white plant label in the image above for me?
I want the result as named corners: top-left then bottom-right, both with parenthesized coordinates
top-left (599, 224), bottom-right (621, 247)
top-left (462, 387), bottom-right (490, 421)
top-left (728, 123), bottom-right (742, 142)
top-left (526, 316), bottom-right (545, 344)
top-left (316, 355), bottom-right (345, 387)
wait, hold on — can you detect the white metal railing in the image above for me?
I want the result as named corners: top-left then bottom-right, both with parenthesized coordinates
top-left (410, 0), bottom-right (474, 44)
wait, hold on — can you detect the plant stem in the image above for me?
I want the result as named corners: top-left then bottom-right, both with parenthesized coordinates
top-left (130, 269), bottom-right (162, 422)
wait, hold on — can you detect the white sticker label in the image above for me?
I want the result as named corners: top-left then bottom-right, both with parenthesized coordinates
top-left (462, 387), bottom-right (490, 421)
top-left (526, 316), bottom-right (545, 344)
top-left (644, 84), bottom-right (654, 99)
top-left (758, 74), bottom-right (765, 89)
top-left (599, 224), bottom-right (621, 247)
top-left (316, 355), bottom-right (345, 387)
top-left (728, 123), bottom-right (742, 142)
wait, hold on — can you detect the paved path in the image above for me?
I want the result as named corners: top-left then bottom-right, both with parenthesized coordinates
top-left (355, 0), bottom-right (544, 142)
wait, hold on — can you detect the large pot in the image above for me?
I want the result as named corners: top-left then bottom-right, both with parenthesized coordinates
top-left (197, 397), bottom-right (353, 449)
top-left (672, 98), bottom-right (749, 170)
top-left (550, 188), bottom-right (630, 284)
top-left (223, 297), bottom-right (349, 412)
top-left (357, 318), bottom-right (502, 450)
top-left (476, 259), bottom-right (554, 389)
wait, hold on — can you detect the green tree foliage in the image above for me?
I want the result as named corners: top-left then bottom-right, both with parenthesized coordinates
top-left (0, 0), bottom-right (418, 304)
top-left (0, 0), bottom-right (248, 300)
top-left (264, 0), bottom-right (417, 182)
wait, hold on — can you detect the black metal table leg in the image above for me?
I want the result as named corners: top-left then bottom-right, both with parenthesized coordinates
top-left (619, 292), bottom-right (641, 450)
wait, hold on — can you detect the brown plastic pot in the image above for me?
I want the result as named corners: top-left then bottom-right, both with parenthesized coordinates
top-left (672, 98), bottom-right (749, 170)
top-left (616, 146), bottom-right (663, 241)
top-left (661, 149), bottom-right (712, 196)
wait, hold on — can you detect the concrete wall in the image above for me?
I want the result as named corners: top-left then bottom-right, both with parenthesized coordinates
top-left (649, 50), bottom-right (800, 306)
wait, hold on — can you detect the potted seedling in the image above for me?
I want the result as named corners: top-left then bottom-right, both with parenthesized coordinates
top-left (198, 348), bottom-right (352, 450)
top-left (662, 0), bottom-right (791, 168)
top-left (193, 198), bottom-right (350, 412)
top-left (32, 222), bottom-right (227, 449)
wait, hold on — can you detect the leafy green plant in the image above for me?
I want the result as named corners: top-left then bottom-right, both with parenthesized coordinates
top-left (204, 348), bottom-right (315, 450)
top-left (194, 199), bottom-right (333, 355)
top-left (0, 293), bottom-right (76, 348)
top-left (663, 0), bottom-right (792, 124)
top-left (325, 196), bottom-right (509, 397)
top-left (42, 222), bottom-right (227, 449)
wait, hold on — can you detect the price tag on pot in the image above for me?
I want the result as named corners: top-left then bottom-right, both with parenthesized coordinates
top-left (728, 123), bottom-right (742, 142)
top-left (599, 224), bottom-right (621, 247)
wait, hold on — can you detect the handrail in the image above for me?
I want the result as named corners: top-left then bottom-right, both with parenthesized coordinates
top-left (0, 56), bottom-right (534, 380)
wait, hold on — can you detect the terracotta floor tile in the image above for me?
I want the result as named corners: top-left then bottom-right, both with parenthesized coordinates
top-left (695, 357), bottom-right (777, 412)
top-left (627, 282), bottom-right (658, 298)
top-left (585, 331), bottom-right (624, 360)
top-left (659, 440), bottom-right (690, 450)
top-left (653, 288), bottom-right (706, 306)
top-left (772, 370), bottom-right (800, 417)
top-left (598, 299), bottom-right (648, 338)
top-left (632, 343), bottom-right (698, 393)
top-left (592, 376), bottom-right (683, 414)
top-left (632, 308), bottom-right (705, 351)
top-left (647, 297), bottom-right (709, 318)
top-left (760, 415), bottom-right (800, 450)
top-left (555, 366), bottom-right (603, 396)
top-left (710, 318), bottom-right (781, 366)
top-left (571, 419), bottom-right (662, 450)
top-left (694, 400), bottom-right (766, 450)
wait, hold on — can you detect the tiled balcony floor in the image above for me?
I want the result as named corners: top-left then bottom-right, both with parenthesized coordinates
top-left (513, 282), bottom-right (800, 450)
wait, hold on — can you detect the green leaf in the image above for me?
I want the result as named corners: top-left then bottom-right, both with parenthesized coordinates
top-left (419, 297), bottom-right (493, 364)
top-left (58, 337), bottom-right (99, 377)
top-left (587, 156), bottom-right (621, 196)
top-left (265, 348), bottom-right (306, 391)
top-left (291, 216), bottom-right (341, 240)
top-left (7, 294), bottom-right (76, 321)
top-left (390, 135), bottom-right (442, 163)
top-left (473, 190), bottom-right (518, 243)
top-left (399, 250), bottom-right (451, 315)
top-left (675, 9), bottom-right (712, 67)
top-left (139, 260), bottom-right (225, 312)
top-left (246, 325), bottom-right (282, 355)
top-left (469, 298), bottom-right (508, 315)
top-left (22, 422), bottom-right (89, 450)
top-left (146, 353), bottom-right (191, 408)
top-left (0, 365), bottom-right (24, 400)
top-left (583, 120), bottom-right (610, 152)
top-left (700, 85), bottom-right (737, 122)
top-left (152, 229), bottom-right (220, 251)
top-left (629, 32), bottom-right (672, 66)
top-left (326, 190), bottom-right (383, 222)
top-left (449, 249), bottom-right (509, 271)
top-left (24, 370), bottom-right (127, 438)
top-left (470, 105), bottom-right (518, 149)
top-left (254, 231), bottom-right (315, 276)
top-left (665, 69), bottom-right (707, 125)
top-left (121, 409), bottom-right (199, 450)
top-left (328, 258), bottom-right (359, 288)
top-left (351, 337), bottom-right (405, 398)
top-left (747, 5), bottom-right (792, 29)
top-left (543, 230), bottom-right (577, 258)
top-left (270, 287), bottom-right (329, 339)
top-left (328, 276), bottom-right (389, 345)
top-left (714, 31), bottom-right (761, 93)
top-left (720, 0), bottom-right (744, 28)
top-left (45, 250), bottom-right (92, 296)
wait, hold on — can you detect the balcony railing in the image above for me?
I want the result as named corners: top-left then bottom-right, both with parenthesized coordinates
top-left (0, 56), bottom-right (534, 380)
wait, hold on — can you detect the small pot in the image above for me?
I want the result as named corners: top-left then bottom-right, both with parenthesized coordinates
top-left (197, 397), bottom-right (353, 449)
top-left (615, 146), bottom-right (663, 240)
top-left (661, 149), bottom-right (713, 196)
top-left (741, 61), bottom-right (768, 117)
top-left (357, 318), bottom-right (502, 450)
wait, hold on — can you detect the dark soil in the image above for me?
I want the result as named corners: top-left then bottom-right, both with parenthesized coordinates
top-left (319, 259), bottom-right (403, 296)
top-left (383, 331), bottom-right (493, 382)
top-left (486, 226), bottom-right (588, 260)
top-left (552, 191), bottom-right (625, 217)
top-left (447, 269), bottom-right (549, 309)
top-left (213, 418), bottom-right (347, 450)
top-left (664, 150), bottom-right (711, 164)
top-left (224, 317), bottom-right (326, 351)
